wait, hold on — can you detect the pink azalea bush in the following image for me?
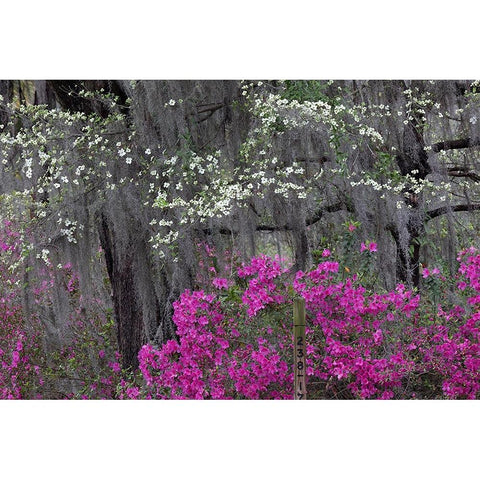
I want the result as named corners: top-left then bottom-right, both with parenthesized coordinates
top-left (137, 247), bottom-right (480, 399)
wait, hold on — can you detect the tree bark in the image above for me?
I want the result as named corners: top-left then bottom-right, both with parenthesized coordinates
top-left (97, 214), bottom-right (144, 369)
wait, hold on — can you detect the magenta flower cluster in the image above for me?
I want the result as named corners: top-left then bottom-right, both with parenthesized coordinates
top-left (138, 277), bottom-right (292, 399)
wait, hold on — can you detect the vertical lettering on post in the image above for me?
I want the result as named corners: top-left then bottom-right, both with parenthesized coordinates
top-left (293, 297), bottom-right (307, 400)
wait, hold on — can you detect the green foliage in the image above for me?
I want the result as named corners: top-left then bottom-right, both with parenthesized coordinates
top-left (281, 80), bottom-right (329, 103)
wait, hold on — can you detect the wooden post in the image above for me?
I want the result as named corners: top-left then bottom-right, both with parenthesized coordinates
top-left (294, 297), bottom-right (307, 400)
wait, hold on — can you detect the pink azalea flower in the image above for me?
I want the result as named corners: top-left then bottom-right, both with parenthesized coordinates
top-left (108, 361), bottom-right (121, 373)
top-left (361, 242), bottom-right (377, 253)
top-left (373, 329), bottom-right (383, 345)
top-left (212, 277), bottom-right (229, 289)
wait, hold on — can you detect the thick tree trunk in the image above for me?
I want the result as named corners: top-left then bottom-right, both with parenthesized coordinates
top-left (97, 214), bottom-right (144, 369)
top-left (394, 238), bottom-right (409, 285)
top-left (97, 209), bottom-right (177, 369)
